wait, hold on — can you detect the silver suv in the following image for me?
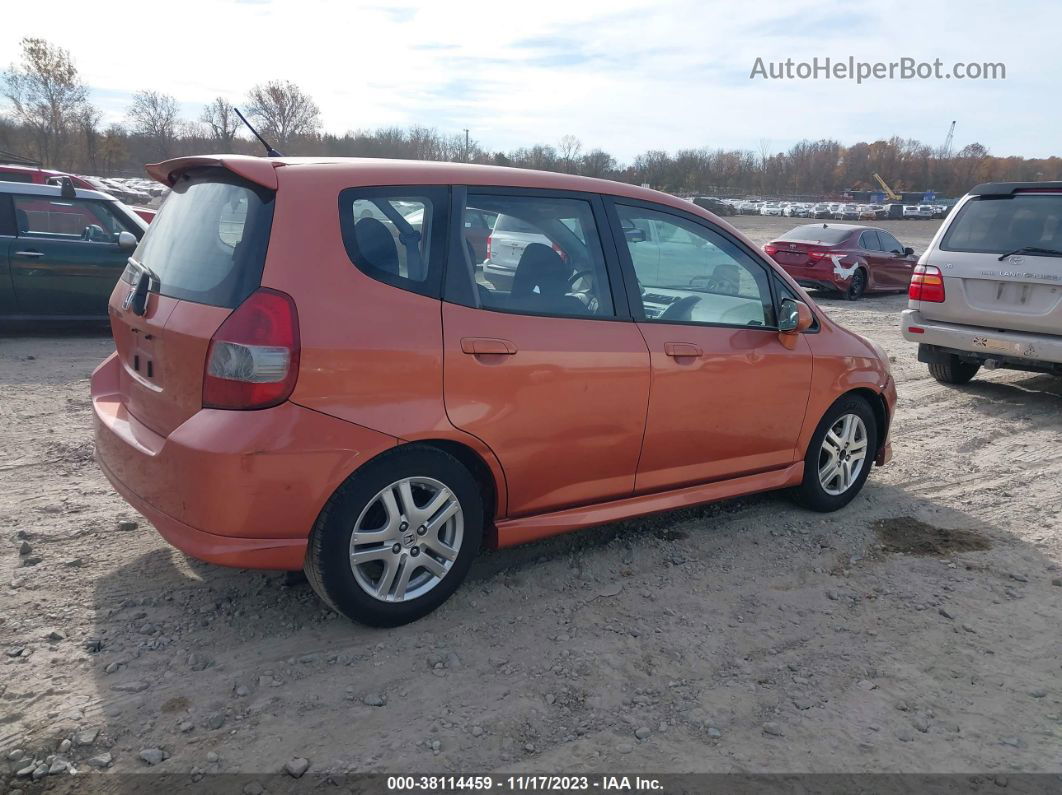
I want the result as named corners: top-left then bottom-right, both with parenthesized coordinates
top-left (901, 181), bottom-right (1062, 383)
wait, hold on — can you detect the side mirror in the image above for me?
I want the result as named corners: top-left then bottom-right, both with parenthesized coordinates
top-left (118, 230), bottom-right (138, 251)
top-left (903, 247), bottom-right (915, 256)
top-left (624, 227), bottom-right (646, 243)
top-left (778, 298), bottom-right (814, 334)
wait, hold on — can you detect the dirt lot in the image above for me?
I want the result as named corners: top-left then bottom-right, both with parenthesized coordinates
top-left (2, 217), bottom-right (1061, 786)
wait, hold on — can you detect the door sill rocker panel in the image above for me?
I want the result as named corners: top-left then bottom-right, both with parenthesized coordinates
top-left (494, 462), bottom-right (804, 547)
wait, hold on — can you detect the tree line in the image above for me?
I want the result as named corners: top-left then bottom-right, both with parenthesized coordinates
top-left (3, 38), bottom-right (1060, 198)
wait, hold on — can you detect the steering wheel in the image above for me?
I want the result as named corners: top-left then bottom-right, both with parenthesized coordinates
top-left (688, 274), bottom-right (738, 295)
top-left (81, 224), bottom-right (107, 242)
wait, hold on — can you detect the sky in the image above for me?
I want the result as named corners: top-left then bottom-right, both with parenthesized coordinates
top-left (3, 0), bottom-right (1060, 162)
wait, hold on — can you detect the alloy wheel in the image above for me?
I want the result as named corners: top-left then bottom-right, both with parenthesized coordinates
top-left (348, 476), bottom-right (463, 602)
top-left (818, 413), bottom-right (868, 496)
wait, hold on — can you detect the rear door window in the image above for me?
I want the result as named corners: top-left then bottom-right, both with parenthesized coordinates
top-left (449, 193), bottom-right (615, 319)
top-left (131, 168), bottom-right (275, 308)
top-left (941, 194), bottom-right (1062, 255)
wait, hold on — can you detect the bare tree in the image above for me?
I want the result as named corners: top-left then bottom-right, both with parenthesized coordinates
top-left (557, 134), bottom-right (582, 172)
top-left (2, 37), bottom-right (91, 168)
top-left (127, 90), bottom-right (179, 159)
top-left (199, 97), bottom-right (240, 148)
top-left (246, 81), bottom-right (321, 149)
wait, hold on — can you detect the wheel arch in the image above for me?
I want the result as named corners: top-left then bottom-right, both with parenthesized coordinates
top-left (401, 438), bottom-right (504, 549)
top-left (842, 387), bottom-right (889, 460)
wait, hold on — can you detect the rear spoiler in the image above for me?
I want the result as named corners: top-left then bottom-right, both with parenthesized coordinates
top-left (145, 155), bottom-right (280, 191)
top-left (969, 181), bottom-right (1062, 196)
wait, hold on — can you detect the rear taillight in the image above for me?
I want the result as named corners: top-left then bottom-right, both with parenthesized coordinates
top-left (551, 242), bottom-right (570, 264)
top-left (807, 249), bottom-right (831, 260)
top-left (763, 244), bottom-right (778, 256)
top-left (485, 235), bottom-right (492, 261)
top-left (909, 264), bottom-right (945, 302)
top-left (202, 288), bottom-right (300, 410)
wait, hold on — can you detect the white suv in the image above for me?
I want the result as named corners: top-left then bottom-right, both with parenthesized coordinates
top-left (900, 181), bottom-right (1062, 383)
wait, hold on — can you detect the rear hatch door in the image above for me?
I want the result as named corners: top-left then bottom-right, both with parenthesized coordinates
top-left (109, 167), bottom-right (275, 436)
top-left (922, 191), bottom-right (1062, 336)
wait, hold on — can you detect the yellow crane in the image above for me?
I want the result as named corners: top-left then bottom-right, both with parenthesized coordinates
top-left (872, 173), bottom-right (901, 202)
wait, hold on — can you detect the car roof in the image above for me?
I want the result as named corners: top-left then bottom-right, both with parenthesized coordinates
top-left (0, 180), bottom-right (117, 202)
top-left (146, 154), bottom-right (697, 215)
top-left (969, 181), bottom-right (1062, 196)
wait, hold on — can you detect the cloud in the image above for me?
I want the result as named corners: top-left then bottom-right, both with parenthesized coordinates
top-left (2, 0), bottom-right (1060, 161)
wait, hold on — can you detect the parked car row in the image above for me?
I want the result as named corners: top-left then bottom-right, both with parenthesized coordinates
top-left (0, 163), bottom-right (164, 223)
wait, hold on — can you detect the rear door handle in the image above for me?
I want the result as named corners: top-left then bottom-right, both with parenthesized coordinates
top-left (664, 342), bottom-right (702, 358)
top-left (460, 337), bottom-right (518, 355)
top-left (14, 250), bottom-right (44, 258)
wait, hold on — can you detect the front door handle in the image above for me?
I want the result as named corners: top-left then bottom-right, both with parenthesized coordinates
top-left (460, 337), bottom-right (518, 355)
top-left (664, 342), bottom-right (702, 358)
top-left (14, 250), bottom-right (44, 258)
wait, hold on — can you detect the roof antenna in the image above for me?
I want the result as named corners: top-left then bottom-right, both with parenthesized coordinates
top-left (234, 107), bottom-right (283, 157)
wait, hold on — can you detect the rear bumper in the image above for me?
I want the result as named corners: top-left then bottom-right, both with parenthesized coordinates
top-left (98, 455), bottom-right (308, 569)
top-left (482, 262), bottom-right (515, 290)
top-left (91, 352), bottom-right (397, 569)
top-left (901, 309), bottom-right (1062, 366)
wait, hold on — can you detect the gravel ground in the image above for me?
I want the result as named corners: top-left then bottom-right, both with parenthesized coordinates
top-left (2, 217), bottom-right (1061, 786)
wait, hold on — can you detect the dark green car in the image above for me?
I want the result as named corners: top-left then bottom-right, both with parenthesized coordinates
top-left (0, 182), bottom-right (148, 320)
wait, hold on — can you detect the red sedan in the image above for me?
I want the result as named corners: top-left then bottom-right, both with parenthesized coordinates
top-left (763, 223), bottom-right (917, 300)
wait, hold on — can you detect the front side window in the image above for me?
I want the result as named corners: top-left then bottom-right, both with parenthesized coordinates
top-left (13, 195), bottom-right (137, 243)
top-left (617, 204), bottom-right (775, 328)
top-left (878, 230), bottom-right (905, 253)
top-left (339, 186), bottom-right (448, 296)
top-left (457, 193), bottom-right (614, 318)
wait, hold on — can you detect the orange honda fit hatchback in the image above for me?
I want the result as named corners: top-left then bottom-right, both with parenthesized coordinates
top-left (92, 156), bottom-right (896, 626)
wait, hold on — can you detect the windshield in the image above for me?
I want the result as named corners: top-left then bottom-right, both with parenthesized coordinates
top-left (941, 194), bottom-right (1062, 255)
top-left (131, 168), bottom-right (275, 307)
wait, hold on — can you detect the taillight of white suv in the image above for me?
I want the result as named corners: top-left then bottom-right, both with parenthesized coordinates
top-left (908, 264), bottom-right (945, 302)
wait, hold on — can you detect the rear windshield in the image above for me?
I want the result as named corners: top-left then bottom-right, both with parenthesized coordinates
top-left (941, 194), bottom-right (1062, 255)
top-left (778, 225), bottom-right (851, 245)
top-left (132, 168), bottom-right (274, 307)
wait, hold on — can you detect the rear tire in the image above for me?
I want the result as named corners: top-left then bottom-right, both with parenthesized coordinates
top-left (928, 358), bottom-right (980, 385)
top-left (791, 395), bottom-right (878, 512)
top-left (304, 445), bottom-right (483, 627)
top-left (845, 269), bottom-right (867, 301)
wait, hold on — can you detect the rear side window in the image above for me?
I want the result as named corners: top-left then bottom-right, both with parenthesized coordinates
top-left (132, 168), bottom-right (274, 308)
top-left (339, 186), bottom-right (449, 297)
top-left (941, 194), bottom-right (1062, 255)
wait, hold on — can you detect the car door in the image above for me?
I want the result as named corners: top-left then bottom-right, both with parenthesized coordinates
top-left (442, 188), bottom-right (650, 517)
top-left (0, 195), bottom-right (16, 316)
top-left (875, 229), bottom-right (916, 289)
top-left (608, 199), bottom-right (813, 493)
top-left (10, 194), bottom-right (138, 316)
top-left (856, 230), bottom-right (888, 290)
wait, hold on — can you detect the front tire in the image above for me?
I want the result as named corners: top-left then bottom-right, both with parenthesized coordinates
top-left (791, 395), bottom-right (878, 512)
top-left (304, 446), bottom-right (484, 627)
top-left (928, 358), bottom-right (980, 385)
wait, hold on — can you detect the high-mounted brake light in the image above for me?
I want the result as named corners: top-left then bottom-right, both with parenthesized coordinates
top-left (909, 264), bottom-right (945, 303)
top-left (202, 288), bottom-right (300, 410)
